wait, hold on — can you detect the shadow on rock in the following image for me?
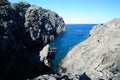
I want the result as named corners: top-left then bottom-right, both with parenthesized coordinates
top-left (80, 73), bottom-right (91, 80)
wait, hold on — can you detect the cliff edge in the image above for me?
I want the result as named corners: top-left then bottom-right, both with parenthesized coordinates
top-left (0, 0), bottom-right (65, 79)
top-left (61, 18), bottom-right (120, 80)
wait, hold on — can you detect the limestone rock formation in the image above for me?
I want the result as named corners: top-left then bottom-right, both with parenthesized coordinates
top-left (60, 18), bottom-right (120, 80)
top-left (0, 1), bottom-right (65, 80)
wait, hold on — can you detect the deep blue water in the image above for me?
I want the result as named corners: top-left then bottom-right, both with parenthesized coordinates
top-left (50, 24), bottom-right (96, 65)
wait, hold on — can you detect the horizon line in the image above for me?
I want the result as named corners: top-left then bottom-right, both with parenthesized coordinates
top-left (65, 22), bottom-right (104, 24)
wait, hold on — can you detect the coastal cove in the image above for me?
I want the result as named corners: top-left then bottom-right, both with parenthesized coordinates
top-left (50, 24), bottom-right (96, 65)
top-left (1, 0), bottom-right (120, 80)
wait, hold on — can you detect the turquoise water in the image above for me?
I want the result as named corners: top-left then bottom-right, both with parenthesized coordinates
top-left (50, 24), bottom-right (96, 65)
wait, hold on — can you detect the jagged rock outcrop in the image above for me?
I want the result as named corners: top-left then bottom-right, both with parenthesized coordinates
top-left (0, 0), bottom-right (65, 79)
top-left (60, 18), bottom-right (120, 80)
top-left (0, 0), bottom-right (10, 6)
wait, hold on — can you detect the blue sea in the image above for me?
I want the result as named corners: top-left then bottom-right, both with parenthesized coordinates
top-left (50, 24), bottom-right (96, 65)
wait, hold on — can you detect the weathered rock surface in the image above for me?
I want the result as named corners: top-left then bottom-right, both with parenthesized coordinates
top-left (31, 74), bottom-right (75, 80)
top-left (0, 1), bottom-right (65, 79)
top-left (60, 18), bottom-right (120, 80)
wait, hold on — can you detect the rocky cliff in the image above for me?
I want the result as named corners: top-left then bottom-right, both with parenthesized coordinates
top-left (0, 0), bottom-right (65, 79)
top-left (61, 18), bottom-right (120, 80)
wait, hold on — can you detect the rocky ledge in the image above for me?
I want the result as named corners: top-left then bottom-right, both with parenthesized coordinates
top-left (60, 18), bottom-right (120, 80)
top-left (0, 0), bottom-right (65, 79)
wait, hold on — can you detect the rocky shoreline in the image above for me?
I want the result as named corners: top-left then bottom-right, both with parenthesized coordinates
top-left (32, 16), bottom-right (120, 80)
top-left (1, 0), bottom-right (120, 80)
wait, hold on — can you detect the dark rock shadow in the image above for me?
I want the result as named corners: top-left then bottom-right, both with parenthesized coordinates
top-left (80, 72), bottom-right (91, 80)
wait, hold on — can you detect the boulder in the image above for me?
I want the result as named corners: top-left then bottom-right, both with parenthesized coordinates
top-left (0, 1), bottom-right (65, 79)
top-left (60, 18), bottom-right (120, 80)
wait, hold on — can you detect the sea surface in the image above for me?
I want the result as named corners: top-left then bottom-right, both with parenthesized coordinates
top-left (50, 24), bottom-right (96, 65)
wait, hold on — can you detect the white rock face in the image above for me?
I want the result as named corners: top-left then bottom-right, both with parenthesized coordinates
top-left (40, 44), bottom-right (50, 66)
top-left (60, 18), bottom-right (120, 80)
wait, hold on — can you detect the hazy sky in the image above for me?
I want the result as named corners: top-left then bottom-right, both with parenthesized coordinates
top-left (9, 0), bottom-right (120, 24)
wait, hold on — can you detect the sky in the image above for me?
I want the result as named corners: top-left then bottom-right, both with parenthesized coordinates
top-left (9, 0), bottom-right (120, 24)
